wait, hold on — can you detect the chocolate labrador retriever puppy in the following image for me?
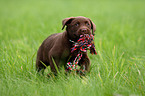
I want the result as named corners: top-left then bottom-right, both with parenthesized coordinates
top-left (36, 16), bottom-right (96, 74)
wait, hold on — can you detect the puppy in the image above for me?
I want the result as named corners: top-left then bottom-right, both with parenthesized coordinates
top-left (36, 16), bottom-right (96, 74)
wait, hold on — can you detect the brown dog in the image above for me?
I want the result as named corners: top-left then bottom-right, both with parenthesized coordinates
top-left (36, 16), bottom-right (96, 74)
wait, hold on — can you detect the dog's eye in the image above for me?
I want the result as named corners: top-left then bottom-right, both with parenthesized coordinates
top-left (86, 23), bottom-right (90, 26)
top-left (75, 23), bottom-right (79, 27)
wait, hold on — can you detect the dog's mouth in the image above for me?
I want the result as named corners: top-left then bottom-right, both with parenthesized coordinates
top-left (71, 29), bottom-right (91, 42)
top-left (73, 33), bottom-right (91, 42)
top-left (72, 34), bottom-right (80, 41)
top-left (74, 32), bottom-right (91, 38)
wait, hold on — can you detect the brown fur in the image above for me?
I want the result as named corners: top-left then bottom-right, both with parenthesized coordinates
top-left (36, 16), bottom-right (96, 74)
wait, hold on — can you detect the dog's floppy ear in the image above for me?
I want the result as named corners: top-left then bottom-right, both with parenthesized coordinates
top-left (88, 18), bottom-right (96, 35)
top-left (62, 17), bottom-right (75, 30)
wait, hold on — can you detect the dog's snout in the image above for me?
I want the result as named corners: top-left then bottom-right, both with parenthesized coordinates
top-left (80, 28), bottom-right (87, 32)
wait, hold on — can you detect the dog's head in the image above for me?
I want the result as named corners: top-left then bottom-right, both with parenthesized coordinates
top-left (62, 16), bottom-right (96, 41)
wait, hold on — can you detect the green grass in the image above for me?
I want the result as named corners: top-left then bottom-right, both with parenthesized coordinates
top-left (0, 0), bottom-right (145, 96)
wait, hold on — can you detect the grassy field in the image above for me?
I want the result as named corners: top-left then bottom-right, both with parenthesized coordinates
top-left (0, 0), bottom-right (145, 96)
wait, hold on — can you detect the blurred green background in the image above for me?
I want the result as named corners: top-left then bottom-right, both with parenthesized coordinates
top-left (0, 0), bottom-right (145, 96)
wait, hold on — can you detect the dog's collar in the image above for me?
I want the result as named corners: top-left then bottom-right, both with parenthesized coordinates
top-left (69, 39), bottom-right (75, 43)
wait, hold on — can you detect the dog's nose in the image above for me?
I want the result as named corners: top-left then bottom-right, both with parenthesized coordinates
top-left (80, 29), bottom-right (87, 32)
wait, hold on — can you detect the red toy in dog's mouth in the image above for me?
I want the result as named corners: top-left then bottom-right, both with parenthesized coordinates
top-left (66, 34), bottom-right (97, 71)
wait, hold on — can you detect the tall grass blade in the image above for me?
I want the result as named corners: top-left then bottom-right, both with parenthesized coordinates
top-left (51, 57), bottom-right (60, 74)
